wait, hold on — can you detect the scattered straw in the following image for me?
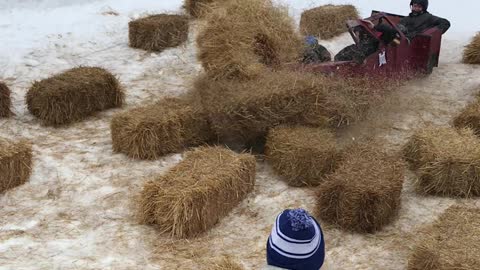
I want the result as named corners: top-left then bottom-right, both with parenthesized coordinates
top-left (0, 81), bottom-right (12, 117)
top-left (203, 256), bottom-right (245, 270)
top-left (111, 96), bottom-right (213, 160)
top-left (300, 5), bottom-right (359, 40)
top-left (139, 146), bottom-right (256, 238)
top-left (129, 14), bottom-right (189, 52)
top-left (403, 126), bottom-right (480, 197)
top-left (197, 0), bottom-right (302, 80)
top-left (407, 205), bottom-right (480, 270)
top-left (265, 126), bottom-right (340, 187)
top-left (26, 67), bottom-right (124, 126)
top-left (316, 141), bottom-right (405, 233)
top-left (462, 32), bottom-right (480, 64)
top-left (0, 138), bottom-right (32, 193)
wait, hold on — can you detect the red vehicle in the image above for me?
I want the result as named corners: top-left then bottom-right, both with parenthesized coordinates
top-left (293, 11), bottom-right (443, 78)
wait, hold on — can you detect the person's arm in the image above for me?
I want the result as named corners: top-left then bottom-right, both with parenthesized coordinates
top-left (430, 15), bottom-right (451, 33)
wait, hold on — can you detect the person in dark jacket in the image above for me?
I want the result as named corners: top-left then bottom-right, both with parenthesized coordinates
top-left (303, 35), bottom-right (332, 63)
top-left (334, 0), bottom-right (450, 62)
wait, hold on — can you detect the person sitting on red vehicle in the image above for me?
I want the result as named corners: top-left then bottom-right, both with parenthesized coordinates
top-left (334, 0), bottom-right (450, 62)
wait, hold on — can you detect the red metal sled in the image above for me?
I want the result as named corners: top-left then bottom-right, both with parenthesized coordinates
top-left (292, 11), bottom-right (443, 78)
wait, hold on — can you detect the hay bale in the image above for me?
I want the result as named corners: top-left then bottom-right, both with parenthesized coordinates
top-left (300, 5), bottom-right (359, 40)
top-left (26, 67), bottom-right (124, 126)
top-left (453, 98), bottom-right (480, 135)
top-left (0, 81), bottom-right (12, 117)
top-left (197, 0), bottom-right (302, 80)
top-left (129, 14), bottom-right (189, 52)
top-left (195, 70), bottom-right (387, 145)
top-left (407, 205), bottom-right (480, 270)
top-left (316, 142), bottom-right (405, 233)
top-left (462, 32), bottom-right (480, 64)
top-left (183, 0), bottom-right (227, 18)
top-left (265, 126), bottom-right (340, 187)
top-left (0, 138), bottom-right (32, 193)
top-left (111, 97), bottom-right (213, 160)
top-left (403, 126), bottom-right (480, 197)
top-left (139, 146), bottom-right (256, 238)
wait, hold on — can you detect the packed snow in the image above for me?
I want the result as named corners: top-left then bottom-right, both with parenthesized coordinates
top-left (1, 0), bottom-right (479, 269)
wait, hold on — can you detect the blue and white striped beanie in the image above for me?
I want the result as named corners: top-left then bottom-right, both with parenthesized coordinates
top-left (266, 209), bottom-right (325, 270)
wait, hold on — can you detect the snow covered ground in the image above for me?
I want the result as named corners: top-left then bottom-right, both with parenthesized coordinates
top-left (0, 0), bottom-right (479, 269)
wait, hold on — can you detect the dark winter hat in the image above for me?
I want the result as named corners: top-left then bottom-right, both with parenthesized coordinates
top-left (266, 209), bottom-right (325, 270)
top-left (410, 0), bottom-right (428, 11)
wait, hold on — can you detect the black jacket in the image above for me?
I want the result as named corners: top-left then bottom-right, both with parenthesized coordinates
top-left (398, 11), bottom-right (450, 38)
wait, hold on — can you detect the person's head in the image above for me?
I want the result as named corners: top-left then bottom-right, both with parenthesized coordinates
top-left (410, 0), bottom-right (428, 14)
top-left (266, 208), bottom-right (325, 270)
top-left (305, 35), bottom-right (319, 47)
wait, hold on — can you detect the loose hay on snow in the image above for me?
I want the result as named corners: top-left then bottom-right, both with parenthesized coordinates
top-left (203, 256), bottom-right (245, 270)
top-left (0, 138), bottom-right (33, 193)
top-left (197, 0), bottom-right (302, 80)
top-left (407, 206), bottom-right (480, 270)
top-left (403, 126), bottom-right (480, 197)
top-left (26, 67), bottom-right (124, 126)
top-left (316, 142), bottom-right (405, 233)
top-left (111, 97), bottom-right (213, 160)
top-left (462, 32), bottom-right (480, 64)
top-left (195, 70), bottom-right (388, 146)
top-left (129, 14), bottom-right (189, 52)
top-left (300, 5), bottom-right (359, 40)
top-left (265, 126), bottom-right (340, 187)
top-left (453, 97), bottom-right (480, 135)
top-left (139, 146), bottom-right (256, 238)
top-left (0, 81), bottom-right (12, 117)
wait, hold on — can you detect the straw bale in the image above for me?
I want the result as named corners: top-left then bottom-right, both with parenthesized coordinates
top-left (403, 126), bottom-right (480, 197)
top-left (26, 67), bottom-right (124, 126)
top-left (462, 32), bottom-right (480, 64)
top-left (139, 146), bottom-right (256, 238)
top-left (195, 70), bottom-right (388, 145)
top-left (111, 97), bottom-right (213, 160)
top-left (129, 14), bottom-right (189, 52)
top-left (407, 205), bottom-right (480, 270)
top-left (184, 0), bottom-right (228, 18)
top-left (0, 138), bottom-right (32, 193)
top-left (0, 82), bottom-right (12, 117)
top-left (265, 126), bottom-right (340, 187)
top-left (316, 142), bottom-right (405, 233)
top-left (453, 98), bottom-right (480, 136)
top-left (300, 5), bottom-right (359, 40)
top-left (196, 0), bottom-right (302, 80)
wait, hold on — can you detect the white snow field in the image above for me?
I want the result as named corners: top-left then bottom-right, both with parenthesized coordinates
top-left (0, 0), bottom-right (479, 269)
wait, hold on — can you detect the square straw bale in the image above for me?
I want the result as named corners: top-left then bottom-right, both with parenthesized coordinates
top-left (408, 206), bottom-right (480, 270)
top-left (0, 138), bottom-right (33, 193)
top-left (265, 126), bottom-right (340, 187)
top-left (0, 82), bottom-right (12, 117)
top-left (139, 146), bottom-right (256, 238)
top-left (462, 32), bottom-right (480, 64)
top-left (316, 142), bottom-right (405, 233)
top-left (26, 67), bottom-right (124, 126)
top-left (403, 126), bottom-right (480, 197)
top-left (453, 97), bottom-right (480, 136)
top-left (300, 5), bottom-right (359, 40)
top-left (111, 97), bottom-right (213, 160)
top-left (196, 0), bottom-right (302, 80)
top-left (129, 14), bottom-right (189, 52)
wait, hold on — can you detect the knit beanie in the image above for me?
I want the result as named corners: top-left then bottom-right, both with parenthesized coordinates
top-left (266, 209), bottom-right (325, 270)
